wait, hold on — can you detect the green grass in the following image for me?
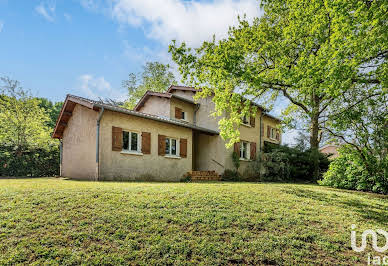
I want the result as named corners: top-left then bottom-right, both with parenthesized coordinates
top-left (0, 178), bottom-right (386, 265)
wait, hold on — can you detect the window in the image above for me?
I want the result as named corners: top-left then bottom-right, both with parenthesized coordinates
top-left (165, 137), bottom-right (179, 156)
top-left (240, 141), bottom-right (250, 160)
top-left (242, 115), bottom-right (250, 125)
top-left (122, 131), bottom-right (141, 152)
top-left (181, 111), bottom-right (186, 120)
top-left (270, 128), bottom-right (276, 139)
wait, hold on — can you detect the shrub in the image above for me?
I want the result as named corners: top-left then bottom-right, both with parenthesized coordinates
top-left (221, 169), bottom-right (241, 181)
top-left (0, 144), bottom-right (59, 177)
top-left (319, 146), bottom-right (388, 194)
top-left (180, 173), bottom-right (192, 182)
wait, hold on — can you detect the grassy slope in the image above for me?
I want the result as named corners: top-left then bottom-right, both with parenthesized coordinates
top-left (0, 178), bottom-right (386, 265)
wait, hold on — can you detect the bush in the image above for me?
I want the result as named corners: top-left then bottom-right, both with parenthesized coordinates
top-left (239, 142), bottom-right (330, 182)
top-left (221, 169), bottom-right (241, 181)
top-left (319, 146), bottom-right (388, 194)
top-left (180, 173), bottom-right (192, 182)
top-left (0, 144), bottom-right (59, 177)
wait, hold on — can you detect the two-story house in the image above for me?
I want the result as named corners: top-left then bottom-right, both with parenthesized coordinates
top-left (52, 85), bottom-right (281, 181)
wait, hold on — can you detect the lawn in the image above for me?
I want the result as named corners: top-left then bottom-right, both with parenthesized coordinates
top-left (0, 178), bottom-right (386, 265)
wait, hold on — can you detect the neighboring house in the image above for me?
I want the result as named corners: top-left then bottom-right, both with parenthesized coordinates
top-left (52, 85), bottom-right (281, 181)
top-left (319, 144), bottom-right (339, 159)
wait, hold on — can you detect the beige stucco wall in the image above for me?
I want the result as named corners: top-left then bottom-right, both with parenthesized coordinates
top-left (138, 96), bottom-right (170, 118)
top-left (99, 110), bottom-right (193, 181)
top-left (194, 95), bottom-right (281, 175)
top-left (262, 116), bottom-right (282, 145)
top-left (61, 104), bottom-right (98, 180)
top-left (171, 90), bottom-right (195, 101)
top-left (170, 98), bottom-right (195, 124)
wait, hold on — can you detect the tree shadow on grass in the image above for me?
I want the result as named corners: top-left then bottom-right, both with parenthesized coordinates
top-left (282, 187), bottom-right (388, 225)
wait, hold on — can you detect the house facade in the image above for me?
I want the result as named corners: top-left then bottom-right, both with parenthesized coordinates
top-left (52, 86), bottom-right (281, 181)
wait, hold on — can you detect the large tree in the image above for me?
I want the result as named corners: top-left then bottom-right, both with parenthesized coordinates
top-left (0, 77), bottom-right (54, 151)
top-left (122, 62), bottom-right (176, 109)
top-left (169, 0), bottom-right (387, 179)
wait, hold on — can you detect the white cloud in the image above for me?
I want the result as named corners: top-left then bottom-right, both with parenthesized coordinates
top-left (77, 74), bottom-right (127, 101)
top-left (35, 1), bottom-right (56, 22)
top-left (64, 13), bottom-right (72, 22)
top-left (0, 21), bottom-right (3, 33)
top-left (83, 0), bottom-right (262, 46)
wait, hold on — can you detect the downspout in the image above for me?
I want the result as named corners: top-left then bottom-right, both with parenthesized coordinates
top-left (259, 111), bottom-right (264, 153)
top-left (96, 107), bottom-right (104, 181)
top-left (59, 140), bottom-right (63, 177)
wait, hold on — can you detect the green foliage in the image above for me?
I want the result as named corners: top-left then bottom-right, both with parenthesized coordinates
top-left (0, 178), bottom-right (386, 264)
top-left (0, 77), bottom-right (60, 177)
top-left (0, 144), bottom-right (59, 177)
top-left (231, 151), bottom-right (240, 170)
top-left (122, 62), bottom-right (176, 109)
top-left (256, 143), bottom-right (330, 182)
top-left (320, 146), bottom-right (388, 195)
top-left (37, 98), bottom-right (63, 129)
top-left (221, 169), bottom-right (241, 181)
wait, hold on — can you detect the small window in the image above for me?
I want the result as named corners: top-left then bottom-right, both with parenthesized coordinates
top-left (240, 141), bottom-right (250, 160)
top-left (181, 111), bottom-right (186, 120)
top-left (270, 128), bottom-right (276, 139)
top-left (165, 137), bottom-right (179, 156)
top-left (122, 131), bottom-right (141, 152)
top-left (242, 115), bottom-right (250, 125)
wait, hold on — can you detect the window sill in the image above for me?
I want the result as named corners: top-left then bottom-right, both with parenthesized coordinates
top-left (242, 123), bottom-right (251, 128)
top-left (239, 158), bottom-right (252, 162)
top-left (164, 155), bottom-right (181, 159)
top-left (121, 151), bottom-right (143, 156)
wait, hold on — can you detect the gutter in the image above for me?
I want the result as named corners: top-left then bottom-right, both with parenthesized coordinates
top-left (96, 107), bottom-right (104, 181)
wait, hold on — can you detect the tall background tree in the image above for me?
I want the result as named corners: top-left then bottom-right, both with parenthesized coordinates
top-left (169, 0), bottom-right (387, 179)
top-left (0, 77), bottom-right (60, 176)
top-left (122, 62), bottom-right (176, 109)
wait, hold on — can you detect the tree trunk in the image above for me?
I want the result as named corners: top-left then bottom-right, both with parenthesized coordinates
top-left (310, 94), bottom-right (320, 181)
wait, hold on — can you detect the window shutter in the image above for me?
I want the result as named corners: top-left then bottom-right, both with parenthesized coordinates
top-left (142, 132), bottom-right (151, 154)
top-left (112, 126), bottom-right (122, 151)
top-left (276, 130), bottom-right (280, 141)
top-left (267, 125), bottom-right (271, 138)
top-left (180, 138), bottom-right (187, 158)
top-left (234, 142), bottom-right (240, 154)
top-left (250, 115), bottom-right (255, 127)
top-left (158, 135), bottom-right (166, 156)
top-left (175, 107), bottom-right (182, 119)
top-left (250, 142), bottom-right (256, 160)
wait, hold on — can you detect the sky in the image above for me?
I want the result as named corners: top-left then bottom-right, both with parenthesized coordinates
top-left (0, 0), bottom-right (299, 144)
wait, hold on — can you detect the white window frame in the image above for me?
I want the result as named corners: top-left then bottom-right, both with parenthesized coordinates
top-left (240, 141), bottom-right (250, 160)
top-left (122, 130), bottom-right (142, 154)
top-left (165, 137), bottom-right (180, 157)
top-left (181, 111), bottom-right (186, 121)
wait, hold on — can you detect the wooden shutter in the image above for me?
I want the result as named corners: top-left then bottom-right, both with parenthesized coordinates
top-left (250, 142), bottom-right (256, 160)
top-left (158, 135), bottom-right (166, 156)
top-left (250, 115), bottom-right (255, 127)
top-left (180, 138), bottom-right (187, 158)
top-left (276, 130), bottom-right (280, 141)
top-left (267, 125), bottom-right (271, 138)
top-left (234, 142), bottom-right (240, 154)
top-left (175, 107), bottom-right (182, 119)
top-left (142, 132), bottom-right (151, 154)
top-left (112, 126), bottom-right (122, 151)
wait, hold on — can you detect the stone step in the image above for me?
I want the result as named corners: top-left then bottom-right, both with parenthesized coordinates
top-left (188, 171), bottom-right (221, 181)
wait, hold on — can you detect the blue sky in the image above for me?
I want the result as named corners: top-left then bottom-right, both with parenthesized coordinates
top-left (0, 0), bottom-right (298, 143)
